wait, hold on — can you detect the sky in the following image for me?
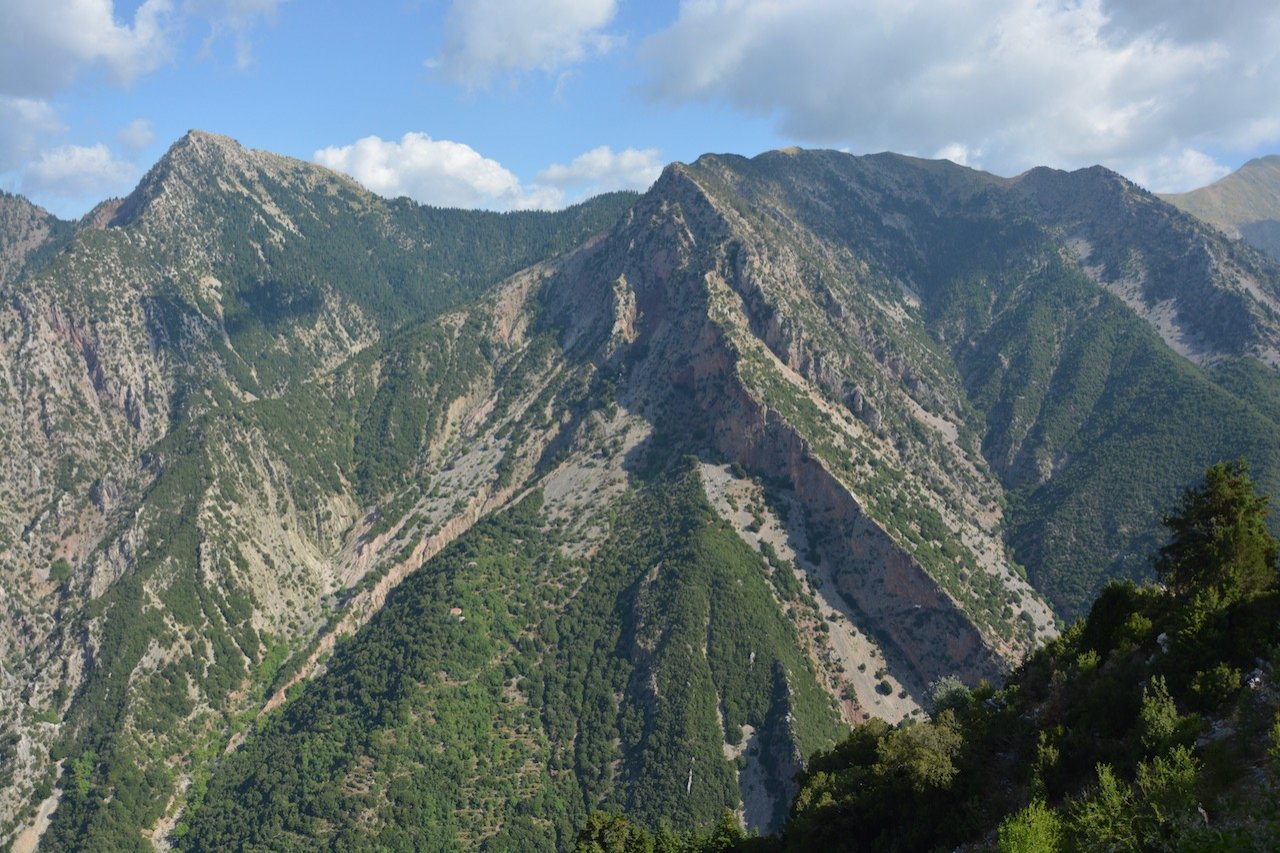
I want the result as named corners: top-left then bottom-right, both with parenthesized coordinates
top-left (2, 0), bottom-right (1279, 220)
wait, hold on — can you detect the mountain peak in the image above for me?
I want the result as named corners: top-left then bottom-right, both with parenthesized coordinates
top-left (109, 130), bottom-right (365, 231)
top-left (162, 128), bottom-right (245, 164)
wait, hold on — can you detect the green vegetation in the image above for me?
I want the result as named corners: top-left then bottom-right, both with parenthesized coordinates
top-left (178, 462), bottom-right (842, 850)
top-left (19, 139), bottom-right (1280, 853)
top-left (582, 462), bottom-right (1280, 850)
top-left (204, 182), bottom-right (636, 396)
top-left (688, 149), bottom-right (1280, 621)
top-left (778, 461), bottom-right (1280, 850)
top-left (48, 558), bottom-right (73, 583)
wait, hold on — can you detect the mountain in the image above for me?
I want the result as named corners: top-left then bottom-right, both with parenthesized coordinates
top-left (0, 131), bottom-right (637, 849)
top-left (2, 134), bottom-right (1280, 850)
top-left (1162, 155), bottom-right (1280, 261)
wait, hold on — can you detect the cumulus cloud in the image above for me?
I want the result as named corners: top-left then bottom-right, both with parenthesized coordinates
top-left (21, 143), bottom-right (137, 201)
top-left (0, 0), bottom-right (175, 97)
top-left (641, 0), bottom-right (1280, 190)
top-left (314, 133), bottom-right (560, 210)
top-left (0, 0), bottom-right (287, 97)
top-left (0, 97), bottom-right (66, 171)
top-left (537, 146), bottom-right (663, 202)
top-left (432, 0), bottom-right (619, 87)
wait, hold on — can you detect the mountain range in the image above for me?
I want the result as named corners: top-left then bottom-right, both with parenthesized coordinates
top-left (1, 132), bottom-right (1279, 850)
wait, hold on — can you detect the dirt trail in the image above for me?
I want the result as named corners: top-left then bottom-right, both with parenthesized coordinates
top-left (9, 781), bottom-right (59, 853)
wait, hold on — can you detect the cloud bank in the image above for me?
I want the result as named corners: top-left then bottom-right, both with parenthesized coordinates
top-left (0, 0), bottom-right (175, 98)
top-left (641, 0), bottom-right (1280, 190)
top-left (537, 146), bottom-right (663, 202)
top-left (0, 98), bottom-right (65, 171)
top-left (21, 143), bottom-right (137, 201)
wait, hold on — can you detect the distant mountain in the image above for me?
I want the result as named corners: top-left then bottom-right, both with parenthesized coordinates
top-left (3, 134), bottom-right (1280, 850)
top-left (1162, 155), bottom-right (1280, 260)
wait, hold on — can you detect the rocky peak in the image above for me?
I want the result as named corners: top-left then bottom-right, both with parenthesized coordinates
top-left (1011, 161), bottom-right (1280, 365)
top-left (109, 129), bottom-right (366, 233)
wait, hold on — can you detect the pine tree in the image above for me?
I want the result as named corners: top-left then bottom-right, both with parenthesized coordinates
top-left (1155, 460), bottom-right (1279, 606)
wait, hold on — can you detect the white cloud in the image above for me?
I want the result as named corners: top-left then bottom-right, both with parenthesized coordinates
top-left (1126, 148), bottom-right (1232, 194)
top-left (933, 144), bottom-right (977, 168)
top-left (0, 0), bottom-right (287, 97)
top-left (641, 0), bottom-right (1280, 191)
top-left (314, 133), bottom-right (561, 211)
top-left (0, 0), bottom-right (175, 97)
top-left (21, 143), bottom-right (137, 201)
top-left (432, 0), bottom-right (619, 87)
top-left (118, 119), bottom-right (155, 154)
top-left (537, 146), bottom-right (663, 202)
top-left (0, 97), bottom-right (66, 171)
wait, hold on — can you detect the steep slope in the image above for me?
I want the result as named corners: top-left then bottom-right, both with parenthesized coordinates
top-left (1162, 155), bottom-right (1280, 260)
top-left (590, 466), bottom-right (1280, 852)
top-left (179, 472), bottom-right (847, 850)
top-left (780, 463), bottom-right (1280, 852)
top-left (0, 132), bottom-right (635, 846)
top-left (666, 150), bottom-right (1280, 616)
top-left (0, 192), bottom-right (72, 286)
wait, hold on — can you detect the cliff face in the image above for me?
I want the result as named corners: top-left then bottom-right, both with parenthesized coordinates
top-left (5, 136), bottom-right (1280, 849)
top-left (0, 133), bottom-right (636, 846)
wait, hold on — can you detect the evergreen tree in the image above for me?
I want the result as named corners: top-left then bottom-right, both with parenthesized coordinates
top-left (1155, 460), bottom-right (1279, 605)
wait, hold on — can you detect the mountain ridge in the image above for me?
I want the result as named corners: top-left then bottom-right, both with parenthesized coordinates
top-left (4, 134), bottom-right (1280, 849)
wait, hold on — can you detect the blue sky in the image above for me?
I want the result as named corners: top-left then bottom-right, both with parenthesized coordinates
top-left (3, 0), bottom-right (1279, 219)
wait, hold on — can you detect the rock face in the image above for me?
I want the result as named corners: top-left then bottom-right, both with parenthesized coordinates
top-left (3, 135), bottom-right (1280, 849)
